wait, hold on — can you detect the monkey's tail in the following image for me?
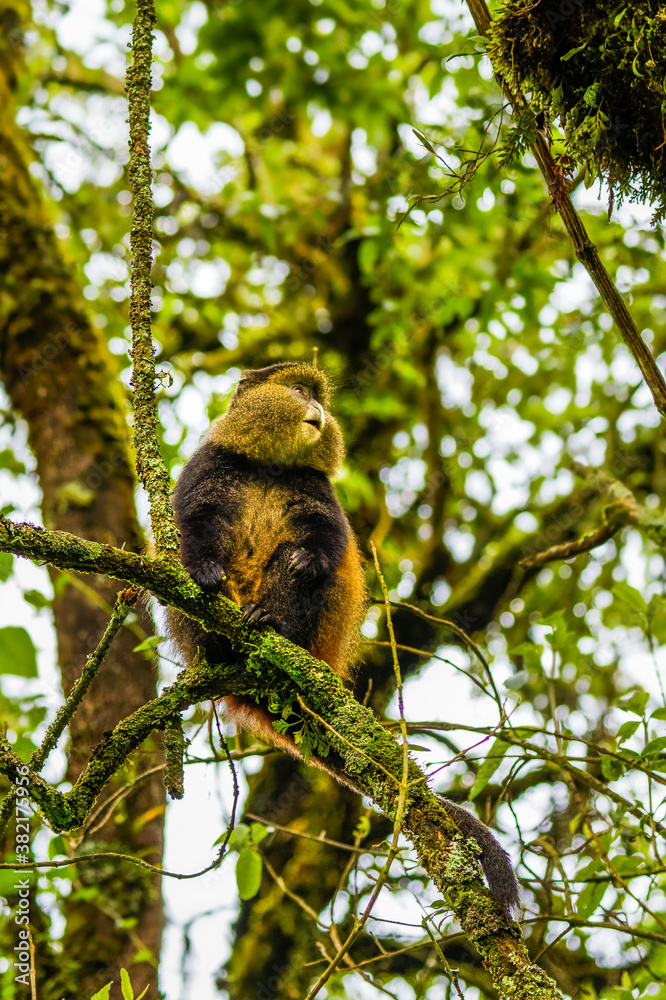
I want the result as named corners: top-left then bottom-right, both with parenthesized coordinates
top-left (218, 700), bottom-right (521, 918)
top-left (319, 753), bottom-right (521, 918)
top-left (437, 796), bottom-right (521, 919)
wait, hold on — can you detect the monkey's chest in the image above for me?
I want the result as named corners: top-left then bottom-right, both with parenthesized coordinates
top-left (224, 484), bottom-right (295, 605)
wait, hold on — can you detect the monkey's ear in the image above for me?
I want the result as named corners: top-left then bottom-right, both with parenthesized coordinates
top-left (230, 371), bottom-right (260, 405)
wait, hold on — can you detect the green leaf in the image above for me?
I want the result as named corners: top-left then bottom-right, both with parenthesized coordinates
top-left (576, 880), bottom-right (608, 919)
top-left (601, 756), bottom-right (625, 781)
top-left (616, 720), bottom-right (639, 742)
top-left (358, 238), bottom-right (379, 275)
top-left (23, 589), bottom-right (51, 610)
top-left (510, 641), bottom-right (537, 655)
top-left (583, 84), bottom-right (600, 107)
top-left (222, 823), bottom-right (249, 850)
top-left (651, 708), bottom-right (666, 721)
top-left (0, 626), bottom-right (38, 677)
top-left (120, 968), bottom-right (134, 1000)
top-left (412, 128), bottom-right (436, 155)
top-left (561, 43), bottom-right (587, 62)
top-left (510, 643), bottom-right (543, 672)
top-left (544, 615), bottom-right (571, 647)
top-left (539, 610), bottom-right (566, 627)
top-left (0, 449), bottom-right (26, 475)
top-left (610, 856), bottom-right (644, 877)
top-left (619, 690), bottom-right (649, 717)
top-left (250, 822), bottom-right (271, 846)
top-left (504, 670), bottom-right (528, 690)
top-left (0, 552), bottom-right (13, 581)
top-left (354, 815), bottom-right (370, 840)
top-left (89, 984), bottom-right (113, 1000)
top-left (236, 847), bottom-right (263, 900)
top-left (575, 858), bottom-right (602, 880)
top-left (132, 635), bottom-right (167, 652)
top-left (48, 835), bottom-right (68, 861)
top-left (469, 739), bottom-right (509, 800)
top-left (639, 736), bottom-right (666, 759)
top-left (613, 583), bottom-right (647, 616)
top-left (649, 601), bottom-right (666, 642)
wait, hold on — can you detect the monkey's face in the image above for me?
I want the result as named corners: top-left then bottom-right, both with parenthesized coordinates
top-left (209, 364), bottom-right (345, 476)
top-left (293, 382), bottom-right (325, 435)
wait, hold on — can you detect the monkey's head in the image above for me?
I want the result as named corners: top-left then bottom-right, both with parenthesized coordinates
top-left (208, 362), bottom-right (344, 476)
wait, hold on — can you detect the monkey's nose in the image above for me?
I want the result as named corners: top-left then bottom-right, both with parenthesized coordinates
top-left (304, 400), bottom-right (325, 430)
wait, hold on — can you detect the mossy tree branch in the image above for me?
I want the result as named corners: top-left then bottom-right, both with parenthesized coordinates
top-left (0, 588), bottom-right (139, 837)
top-left (0, 514), bottom-right (565, 1000)
top-left (126, 0), bottom-right (178, 553)
top-left (465, 0), bottom-right (666, 420)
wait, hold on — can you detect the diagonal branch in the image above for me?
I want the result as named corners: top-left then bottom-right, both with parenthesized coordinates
top-left (0, 513), bottom-right (565, 1000)
top-left (465, 0), bottom-right (666, 419)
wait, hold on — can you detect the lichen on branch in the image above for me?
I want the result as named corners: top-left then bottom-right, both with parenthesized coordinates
top-left (126, 0), bottom-right (179, 553)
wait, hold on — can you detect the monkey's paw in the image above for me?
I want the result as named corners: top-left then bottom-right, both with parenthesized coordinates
top-left (241, 603), bottom-right (277, 628)
top-left (289, 548), bottom-right (327, 580)
top-left (188, 560), bottom-right (225, 593)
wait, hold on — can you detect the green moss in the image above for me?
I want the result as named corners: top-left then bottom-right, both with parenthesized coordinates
top-left (163, 715), bottom-right (186, 799)
top-left (490, 1), bottom-right (666, 218)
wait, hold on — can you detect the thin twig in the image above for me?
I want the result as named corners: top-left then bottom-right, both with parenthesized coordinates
top-left (28, 928), bottom-right (37, 1000)
top-left (212, 702), bottom-right (240, 849)
top-left (367, 640), bottom-right (489, 696)
top-left (421, 916), bottom-right (465, 1000)
top-left (296, 696), bottom-right (402, 788)
top-left (260, 852), bottom-right (327, 928)
top-left (519, 503), bottom-right (637, 569)
top-left (388, 600), bottom-right (504, 712)
top-left (245, 812), bottom-right (387, 856)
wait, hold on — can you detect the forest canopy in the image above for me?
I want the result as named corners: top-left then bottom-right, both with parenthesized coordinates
top-left (2, 1), bottom-right (666, 999)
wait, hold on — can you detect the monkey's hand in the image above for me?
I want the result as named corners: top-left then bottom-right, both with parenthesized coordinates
top-left (241, 603), bottom-right (277, 628)
top-left (288, 548), bottom-right (330, 581)
top-left (186, 559), bottom-right (226, 594)
top-left (241, 604), bottom-right (301, 645)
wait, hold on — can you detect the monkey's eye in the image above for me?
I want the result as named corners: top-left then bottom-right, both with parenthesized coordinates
top-left (292, 385), bottom-right (308, 397)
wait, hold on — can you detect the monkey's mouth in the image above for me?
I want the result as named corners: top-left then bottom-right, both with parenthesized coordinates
top-left (304, 418), bottom-right (322, 431)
